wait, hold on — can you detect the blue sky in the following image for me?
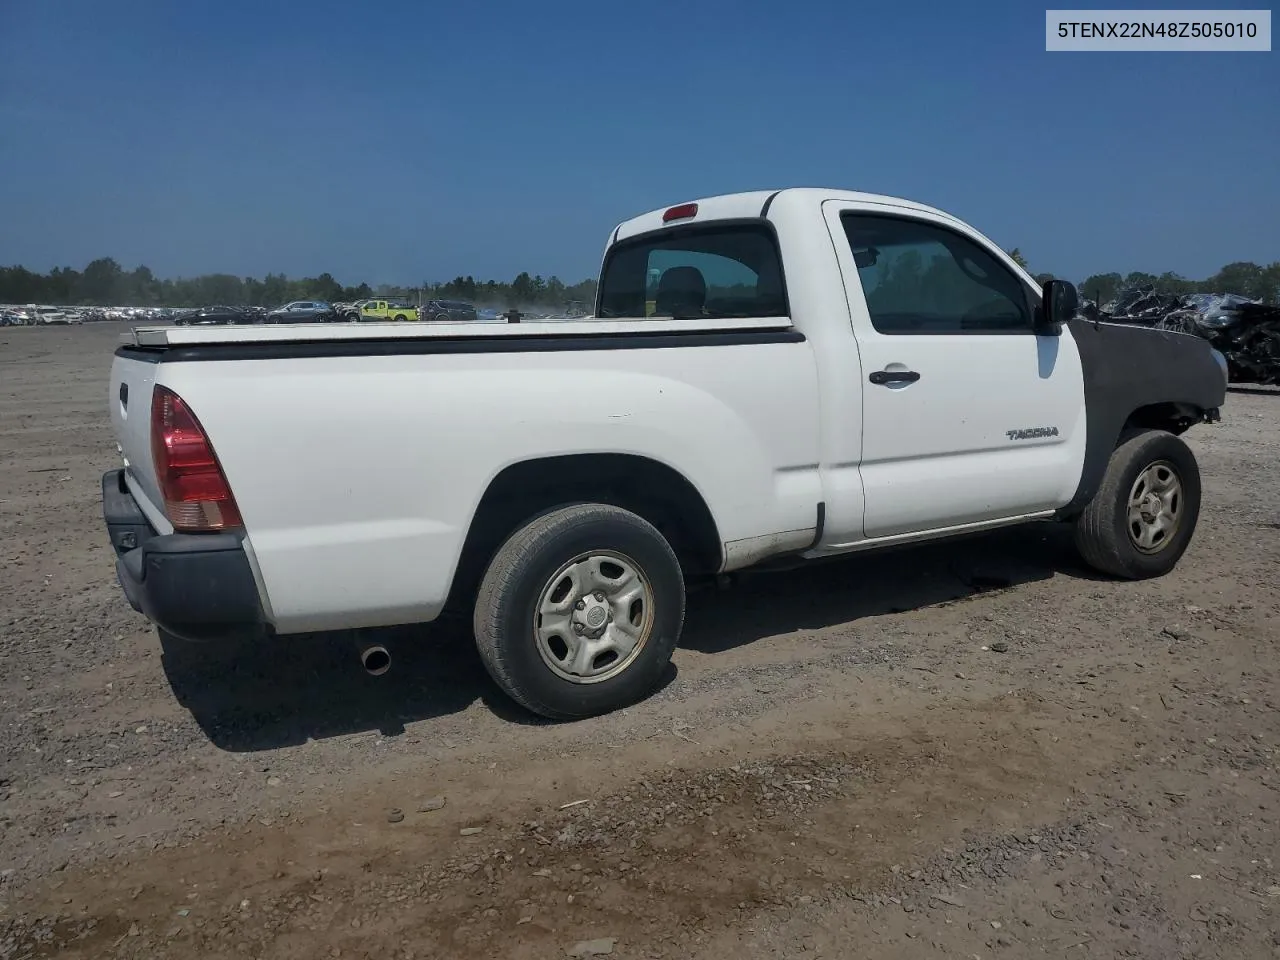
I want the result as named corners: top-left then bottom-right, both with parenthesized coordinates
top-left (1, 0), bottom-right (1275, 287)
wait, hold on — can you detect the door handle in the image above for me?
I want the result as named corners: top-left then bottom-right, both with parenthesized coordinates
top-left (869, 369), bottom-right (921, 385)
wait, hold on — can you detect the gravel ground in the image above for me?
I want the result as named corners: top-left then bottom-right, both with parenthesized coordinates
top-left (1, 323), bottom-right (1277, 959)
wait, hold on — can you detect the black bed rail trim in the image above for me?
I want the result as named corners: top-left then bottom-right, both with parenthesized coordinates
top-left (115, 326), bottom-right (806, 363)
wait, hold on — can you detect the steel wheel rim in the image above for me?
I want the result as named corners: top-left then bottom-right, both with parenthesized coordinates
top-left (532, 550), bottom-right (655, 685)
top-left (1127, 459), bottom-right (1183, 554)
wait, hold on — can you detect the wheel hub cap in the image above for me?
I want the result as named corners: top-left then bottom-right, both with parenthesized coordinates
top-left (533, 551), bottom-right (655, 684)
top-left (1127, 460), bottom-right (1183, 555)
top-left (574, 595), bottom-right (611, 638)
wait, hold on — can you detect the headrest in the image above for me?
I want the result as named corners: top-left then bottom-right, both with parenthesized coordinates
top-left (654, 266), bottom-right (706, 317)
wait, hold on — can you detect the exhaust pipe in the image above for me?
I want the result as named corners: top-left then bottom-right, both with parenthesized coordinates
top-left (360, 644), bottom-right (391, 677)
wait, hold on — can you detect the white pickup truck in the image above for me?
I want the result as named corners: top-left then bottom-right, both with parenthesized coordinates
top-left (102, 188), bottom-right (1228, 719)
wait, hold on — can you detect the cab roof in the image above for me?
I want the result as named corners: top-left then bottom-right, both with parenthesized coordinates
top-left (609, 188), bottom-right (958, 244)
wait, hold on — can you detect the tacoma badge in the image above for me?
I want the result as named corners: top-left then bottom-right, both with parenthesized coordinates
top-left (1007, 426), bottom-right (1060, 440)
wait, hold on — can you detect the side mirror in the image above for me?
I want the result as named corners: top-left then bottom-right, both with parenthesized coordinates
top-left (1039, 279), bottom-right (1079, 334)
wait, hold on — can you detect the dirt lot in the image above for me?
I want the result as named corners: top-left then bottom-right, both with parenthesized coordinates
top-left (1, 323), bottom-right (1277, 960)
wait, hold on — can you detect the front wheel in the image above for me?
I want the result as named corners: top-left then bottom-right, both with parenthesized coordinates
top-left (1073, 429), bottom-right (1202, 579)
top-left (473, 504), bottom-right (686, 720)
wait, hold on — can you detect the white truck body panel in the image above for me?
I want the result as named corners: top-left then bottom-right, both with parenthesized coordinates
top-left (814, 196), bottom-right (1087, 541)
top-left (136, 340), bottom-right (822, 633)
top-left (107, 187), bottom-right (1107, 637)
top-left (108, 358), bottom-right (172, 534)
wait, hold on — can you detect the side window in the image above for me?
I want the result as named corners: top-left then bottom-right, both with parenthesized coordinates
top-left (840, 213), bottom-right (1031, 334)
top-left (597, 224), bottom-right (787, 319)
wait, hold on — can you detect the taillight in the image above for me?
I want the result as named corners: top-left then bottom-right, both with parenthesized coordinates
top-left (150, 386), bottom-right (243, 531)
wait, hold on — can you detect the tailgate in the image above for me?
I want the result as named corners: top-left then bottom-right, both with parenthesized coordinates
top-left (108, 352), bottom-right (169, 531)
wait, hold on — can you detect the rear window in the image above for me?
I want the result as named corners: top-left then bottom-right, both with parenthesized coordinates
top-left (597, 223), bottom-right (787, 319)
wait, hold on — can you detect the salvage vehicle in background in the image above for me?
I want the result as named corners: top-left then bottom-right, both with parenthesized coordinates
top-left (266, 300), bottom-right (338, 323)
top-left (1154, 296), bottom-right (1280, 385)
top-left (103, 187), bottom-right (1228, 721)
top-left (422, 299), bottom-right (479, 323)
top-left (358, 299), bottom-right (419, 321)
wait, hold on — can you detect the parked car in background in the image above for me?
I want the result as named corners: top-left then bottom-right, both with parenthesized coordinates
top-left (266, 301), bottom-right (338, 323)
top-left (358, 299), bottom-right (419, 322)
top-left (31, 305), bottom-right (72, 324)
top-left (422, 299), bottom-right (478, 322)
top-left (174, 305), bottom-right (260, 326)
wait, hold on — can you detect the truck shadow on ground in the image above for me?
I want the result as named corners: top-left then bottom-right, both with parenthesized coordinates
top-left (161, 520), bottom-right (1096, 752)
top-left (680, 520), bottom-right (1089, 653)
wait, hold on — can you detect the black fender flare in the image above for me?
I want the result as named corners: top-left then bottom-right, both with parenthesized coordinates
top-left (1057, 318), bottom-right (1226, 517)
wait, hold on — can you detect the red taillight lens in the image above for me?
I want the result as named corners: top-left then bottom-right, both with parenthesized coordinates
top-left (150, 386), bottom-right (243, 531)
top-left (663, 202), bottom-right (698, 222)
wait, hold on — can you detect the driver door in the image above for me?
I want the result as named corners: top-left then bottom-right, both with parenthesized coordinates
top-left (823, 201), bottom-right (1086, 541)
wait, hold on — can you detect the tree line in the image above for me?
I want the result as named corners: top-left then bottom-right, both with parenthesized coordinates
top-left (0, 258), bottom-right (599, 310)
top-left (1004, 249), bottom-right (1280, 306)
top-left (2, 254), bottom-right (1276, 312)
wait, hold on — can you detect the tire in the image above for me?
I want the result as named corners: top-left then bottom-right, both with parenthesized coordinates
top-left (393, 314), bottom-right (407, 322)
top-left (433, 313), bottom-right (451, 323)
top-left (473, 503), bottom-right (685, 720)
top-left (1073, 429), bottom-right (1202, 579)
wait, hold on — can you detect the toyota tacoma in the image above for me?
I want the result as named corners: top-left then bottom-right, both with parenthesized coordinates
top-left (102, 188), bottom-right (1228, 719)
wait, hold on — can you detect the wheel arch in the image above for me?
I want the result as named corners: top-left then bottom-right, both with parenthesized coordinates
top-left (443, 453), bottom-right (724, 616)
top-left (1059, 401), bottom-right (1213, 519)
top-left (1121, 401), bottom-right (1215, 438)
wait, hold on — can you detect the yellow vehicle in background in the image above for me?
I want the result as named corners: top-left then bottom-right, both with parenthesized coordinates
top-left (359, 299), bottom-right (420, 322)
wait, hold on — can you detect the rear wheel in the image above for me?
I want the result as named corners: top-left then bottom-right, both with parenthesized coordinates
top-left (473, 503), bottom-right (685, 720)
top-left (1073, 429), bottom-right (1202, 579)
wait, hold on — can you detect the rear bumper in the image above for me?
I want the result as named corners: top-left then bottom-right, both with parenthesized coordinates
top-left (101, 469), bottom-right (266, 642)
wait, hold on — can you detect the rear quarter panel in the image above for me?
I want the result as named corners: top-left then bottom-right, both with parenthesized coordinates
top-left (109, 354), bottom-right (171, 533)
top-left (158, 340), bottom-right (822, 633)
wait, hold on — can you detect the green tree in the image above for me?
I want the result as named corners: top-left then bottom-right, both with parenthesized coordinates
top-left (1006, 248), bottom-right (1028, 269)
top-left (1081, 272), bottom-right (1123, 305)
top-left (1259, 262), bottom-right (1280, 303)
top-left (1205, 262), bottom-right (1267, 300)
top-left (126, 265), bottom-right (159, 305)
top-left (77, 258), bottom-right (123, 303)
top-left (46, 266), bottom-right (81, 302)
top-left (510, 271), bottom-right (536, 305)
